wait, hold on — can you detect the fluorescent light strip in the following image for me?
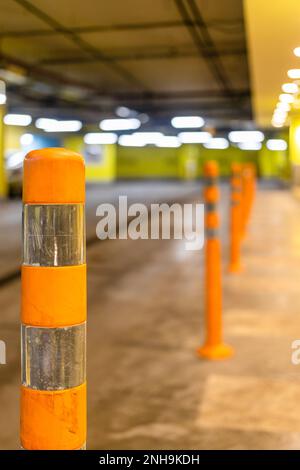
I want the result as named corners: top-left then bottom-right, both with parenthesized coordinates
top-left (156, 136), bottom-right (181, 148)
top-left (100, 118), bottom-right (140, 131)
top-left (4, 114), bottom-right (32, 126)
top-left (266, 139), bottom-right (287, 151)
top-left (282, 83), bottom-right (298, 94)
top-left (84, 133), bottom-right (117, 144)
top-left (279, 93), bottom-right (294, 104)
top-left (171, 116), bottom-right (204, 129)
top-left (178, 131), bottom-right (211, 143)
top-left (228, 131), bottom-right (264, 143)
top-left (238, 142), bottom-right (262, 151)
top-left (204, 138), bottom-right (229, 149)
top-left (288, 69), bottom-right (300, 79)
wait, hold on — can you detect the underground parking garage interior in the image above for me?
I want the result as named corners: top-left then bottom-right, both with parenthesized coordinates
top-left (2, 0), bottom-right (300, 459)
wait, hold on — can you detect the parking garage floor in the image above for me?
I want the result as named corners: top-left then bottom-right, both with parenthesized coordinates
top-left (1, 183), bottom-right (300, 449)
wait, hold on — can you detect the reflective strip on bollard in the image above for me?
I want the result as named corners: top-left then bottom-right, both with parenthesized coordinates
top-left (23, 204), bottom-right (85, 266)
top-left (21, 323), bottom-right (86, 390)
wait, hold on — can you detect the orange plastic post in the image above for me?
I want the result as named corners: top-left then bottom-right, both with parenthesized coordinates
top-left (228, 163), bottom-right (243, 273)
top-left (197, 161), bottom-right (234, 360)
top-left (241, 163), bottom-right (255, 238)
top-left (21, 148), bottom-right (87, 450)
top-left (248, 163), bottom-right (256, 218)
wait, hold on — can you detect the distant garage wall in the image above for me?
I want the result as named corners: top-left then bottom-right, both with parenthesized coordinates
top-left (117, 145), bottom-right (261, 179)
top-left (117, 146), bottom-right (179, 179)
top-left (62, 136), bottom-right (288, 181)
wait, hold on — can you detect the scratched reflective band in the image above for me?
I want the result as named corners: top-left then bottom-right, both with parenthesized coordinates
top-left (205, 228), bottom-right (219, 238)
top-left (205, 202), bottom-right (216, 212)
top-left (23, 204), bottom-right (85, 266)
top-left (22, 323), bottom-right (86, 390)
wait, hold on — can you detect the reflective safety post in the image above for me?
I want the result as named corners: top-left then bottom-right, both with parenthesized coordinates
top-left (228, 162), bottom-right (243, 273)
top-left (197, 161), bottom-right (234, 360)
top-left (21, 148), bottom-right (87, 450)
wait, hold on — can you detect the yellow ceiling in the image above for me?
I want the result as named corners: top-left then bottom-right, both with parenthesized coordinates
top-left (244, 0), bottom-right (300, 127)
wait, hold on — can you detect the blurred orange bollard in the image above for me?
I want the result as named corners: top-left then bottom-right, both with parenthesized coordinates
top-left (197, 161), bottom-right (234, 360)
top-left (241, 163), bottom-right (256, 238)
top-left (248, 163), bottom-right (256, 217)
top-left (21, 148), bottom-right (87, 450)
top-left (228, 163), bottom-right (243, 273)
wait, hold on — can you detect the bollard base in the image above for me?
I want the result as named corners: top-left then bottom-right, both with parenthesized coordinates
top-left (228, 263), bottom-right (243, 274)
top-left (197, 343), bottom-right (234, 360)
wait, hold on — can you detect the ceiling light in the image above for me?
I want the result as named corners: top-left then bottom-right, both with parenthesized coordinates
top-left (115, 106), bottom-right (132, 118)
top-left (228, 131), bottom-right (264, 143)
top-left (204, 138), bottom-right (229, 149)
top-left (171, 116), bottom-right (204, 129)
top-left (178, 131), bottom-right (211, 144)
top-left (276, 102), bottom-right (290, 112)
top-left (266, 139), bottom-right (287, 151)
top-left (156, 136), bottom-right (181, 148)
top-left (4, 114), bottom-right (32, 126)
top-left (20, 133), bottom-right (34, 146)
top-left (271, 120), bottom-right (284, 128)
top-left (288, 69), bottom-right (300, 79)
top-left (118, 135), bottom-right (146, 147)
top-left (294, 47), bottom-right (300, 57)
top-left (100, 118), bottom-right (140, 131)
top-left (279, 93), bottom-right (294, 103)
top-left (238, 142), bottom-right (262, 151)
top-left (132, 132), bottom-right (164, 144)
top-left (43, 120), bottom-right (82, 132)
top-left (0, 94), bottom-right (6, 105)
top-left (282, 83), bottom-right (298, 94)
top-left (35, 118), bottom-right (57, 129)
top-left (84, 133), bottom-right (117, 144)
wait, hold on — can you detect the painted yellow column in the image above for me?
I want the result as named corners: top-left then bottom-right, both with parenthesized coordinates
top-left (178, 144), bottom-right (199, 180)
top-left (289, 113), bottom-right (300, 192)
top-left (85, 144), bottom-right (116, 182)
top-left (64, 136), bottom-right (117, 182)
top-left (0, 105), bottom-right (7, 198)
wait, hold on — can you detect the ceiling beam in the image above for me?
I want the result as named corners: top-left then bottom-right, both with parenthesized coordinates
top-left (0, 19), bottom-right (244, 38)
top-left (174, 0), bottom-right (236, 98)
top-left (38, 45), bottom-right (246, 66)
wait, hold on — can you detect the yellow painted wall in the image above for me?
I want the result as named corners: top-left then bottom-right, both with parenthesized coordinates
top-left (258, 146), bottom-right (289, 179)
top-left (64, 136), bottom-right (117, 182)
top-left (117, 146), bottom-right (179, 178)
top-left (289, 114), bottom-right (300, 164)
top-left (117, 145), bottom-right (259, 179)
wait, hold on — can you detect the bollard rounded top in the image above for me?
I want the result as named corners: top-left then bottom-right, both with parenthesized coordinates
top-left (204, 160), bottom-right (219, 177)
top-left (231, 162), bottom-right (242, 174)
top-left (23, 147), bottom-right (85, 204)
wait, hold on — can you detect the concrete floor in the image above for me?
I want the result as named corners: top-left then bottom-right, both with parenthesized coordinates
top-left (1, 183), bottom-right (300, 449)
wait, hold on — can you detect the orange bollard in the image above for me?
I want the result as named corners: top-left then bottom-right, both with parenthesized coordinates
top-left (228, 163), bottom-right (243, 273)
top-left (241, 163), bottom-right (256, 238)
top-left (197, 161), bottom-right (234, 360)
top-left (248, 163), bottom-right (256, 217)
top-left (21, 148), bottom-right (87, 450)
